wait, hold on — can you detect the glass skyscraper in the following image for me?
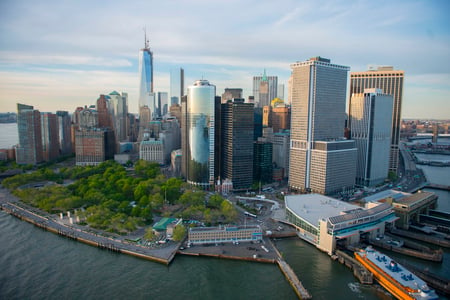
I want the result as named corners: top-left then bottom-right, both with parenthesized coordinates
top-left (182, 80), bottom-right (216, 188)
top-left (350, 67), bottom-right (404, 173)
top-left (170, 68), bottom-right (184, 106)
top-left (138, 36), bottom-right (154, 109)
top-left (349, 89), bottom-right (393, 186)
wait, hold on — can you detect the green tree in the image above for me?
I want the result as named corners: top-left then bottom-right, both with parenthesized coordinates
top-left (144, 227), bottom-right (155, 240)
top-left (172, 224), bottom-right (186, 242)
top-left (221, 200), bottom-right (238, 223)
top-left (208, 194), bottom-right (224, 208)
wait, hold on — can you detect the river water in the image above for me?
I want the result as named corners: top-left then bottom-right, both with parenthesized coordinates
top-left (1, 123), bottom-right (449, 299)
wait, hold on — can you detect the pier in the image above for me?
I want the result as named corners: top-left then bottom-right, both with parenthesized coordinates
top-left (276, 259), bottom-right (312, 299)
top-left (368, 234), bottom-right (443, 262)
top-left (390, 227), bottom-right (450, 248)
top-left (0, 200), bottom-right (179, 265)
top-left (335, 250), bottom-right (373, 284)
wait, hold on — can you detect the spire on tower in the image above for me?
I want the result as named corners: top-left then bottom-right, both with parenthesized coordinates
top-left (143, 27), bottom-right (149, 49)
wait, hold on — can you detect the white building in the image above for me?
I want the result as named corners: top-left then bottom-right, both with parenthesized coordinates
top-left (285, 194), bottom-right (397, 255)
top-left (350, 88), bottom-right (393, 186)
top-left (139, 139), bottom-right (164, 164)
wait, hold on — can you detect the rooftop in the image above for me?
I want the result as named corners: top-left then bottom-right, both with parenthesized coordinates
top-left (364, 189), bottom-right (410, 203)
top-left (394, 191), bottom-right (436, 205)
top-left (285, 194), bottom-right (359, 228)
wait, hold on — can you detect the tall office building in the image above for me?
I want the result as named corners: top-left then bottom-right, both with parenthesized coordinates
top-left (16, 103), bottom-right (43, 164)
top-left (221, 99), bottom-right (254, 190)
top-left (56, 111), bottom-right (72, 155)
top-left (108, 91), bottom-right (129, 142)
top-left (41, 112), bottom-right (59, 161)
top-left (289, 57), bottom-right (356, 195)
top-left (277, 84), bottom-right (285, 100)
top-left (221, 88), bottom-right (243, 104)
top-left (97, 95), bottom-right (113, 129)
top-left (253, 138), bottom-right (273, 184)
top-left (170, 68), bottom-right (184, 105)
top-left (158, 92), bottom-right (169, 117)
top-left (252, 70), bottom-right (277, 107)
top-left (138, 32), bottom-right (154, 108)
top-left (181, 80), bottom-right (218, 188)
top-left (350, 89), bottom-right (393, 186)
top-left (350, 66), bottom-right (404, 173)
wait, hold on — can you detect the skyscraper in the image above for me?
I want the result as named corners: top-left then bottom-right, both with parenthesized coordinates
top-left (56, 111), bottom-right (72, 155)
top-left (221, 88), bottom-right (243, 104)
top-left (253, 138), bottom-right (273, 184)
top-left (349, 88), bottom-right (393, 186)
top-left (350, 66), bottom-right (404, 173)
top-left (158, 91), bottom-right (169, 117)
top-left (252, 70), bottom-right (277, 107)
top-left (182, 80), bottom-right (217, 188)
top-left (170, 68), bottom-right (184, 106)
top-left (108, 91), bottom-right (129, 142)
top-left (16, 103), bottom-right (43, 165)
top-left (288, 57), bottom-right (356, 195)
top-left (41, 112), bottom-right (59, 161)
top-left (221, 99), bottom-right (254, 190)
top-left (138, 31), bottom-right (154, 108)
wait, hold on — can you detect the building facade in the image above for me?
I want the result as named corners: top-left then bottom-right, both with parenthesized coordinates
top-left (139, 139), bottom-right (164, 164)
top-left (221, 88), bottom-right (243, 104)
top-left (273, 131), bottom-right (290, 179)
top-left (252, 70), bottom-right (278, 107)
top-left (182, 80), bottom-right (217, 188)
top-left (56, 111), bottom-right (72, 155)
top-left (253, 138), bottom-right (273, 184)
top-left (158, 91), bottom-right (169, 117)
top-left (350, 89), bottom-right (393, 186)
top-left (350, 67), bottom-right (405, 173)
top-left (41, 112), bottom-right (59, 162)
top-left (75, 129), bottom-right (114, 166)
top-left (170, 67), bottom-right (184, 105)
top-left (221, 99), bottom-right (254, 190)
top-left (188, 225), bottom-right (262, 245)
top-left (288, 57), bottom-right (356, 195)
top-left (16, 104), bottom-right (43, 165)
top-left (285, 194), bottom-right (397, 255)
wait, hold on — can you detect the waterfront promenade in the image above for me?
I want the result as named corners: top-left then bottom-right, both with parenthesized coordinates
top-left (0, 184), bottom-right (311, 299)
top-left (0, 185), bottom-right (179, 264)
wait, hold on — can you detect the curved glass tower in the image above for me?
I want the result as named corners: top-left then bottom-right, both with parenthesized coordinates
top-left (185, 80), bottom-right (216, 188)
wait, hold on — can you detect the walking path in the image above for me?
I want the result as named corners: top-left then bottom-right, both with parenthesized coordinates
top-left (0, 185), bottom-right (179, 264)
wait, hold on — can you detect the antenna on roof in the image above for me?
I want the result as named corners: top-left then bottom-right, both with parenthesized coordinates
top-left (143, 26), bottom-right (149, 49)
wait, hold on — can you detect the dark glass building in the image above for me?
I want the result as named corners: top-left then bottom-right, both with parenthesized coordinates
top-left (220, 99), bottom-right (254, 190)
top-left (253, 139), bottom-right (273, 184)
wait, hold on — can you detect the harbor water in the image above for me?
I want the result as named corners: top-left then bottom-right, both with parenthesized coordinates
top-left (1, 123), bottom-right (449, 299)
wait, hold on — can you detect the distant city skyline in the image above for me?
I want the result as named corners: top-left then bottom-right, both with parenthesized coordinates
top-left (0, 1), bottom-right (449, 119)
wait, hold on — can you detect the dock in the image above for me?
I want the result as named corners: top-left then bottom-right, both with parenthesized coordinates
top-left (368, 234), bottom-right (443, 262)
top-left (276, 258), bottom-right (312, 299)
top-left (390, 227), bottom-right (450, 248)
top-left (0, 200), bottom-right (179, 265)
top-left (335, 250), bottom-right (373, 284)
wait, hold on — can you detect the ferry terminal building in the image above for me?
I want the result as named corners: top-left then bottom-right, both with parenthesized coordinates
top-left (285, 194), bottom-right (398, 255)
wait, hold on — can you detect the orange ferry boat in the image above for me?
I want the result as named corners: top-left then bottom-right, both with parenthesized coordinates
top-left (355, 247), bottom-right (439, 300)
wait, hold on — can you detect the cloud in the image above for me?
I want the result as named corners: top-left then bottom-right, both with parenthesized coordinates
top-left (0, 52), bottom-right (132, 67)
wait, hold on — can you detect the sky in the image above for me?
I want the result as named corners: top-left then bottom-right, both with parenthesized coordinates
top-left (0, 0), bottom-right (449, 119)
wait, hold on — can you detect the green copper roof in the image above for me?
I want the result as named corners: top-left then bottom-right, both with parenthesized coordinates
top-left (109, 91), bottom-right (120, 95)
top-left (262, 69), bottom-right (268, 81)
